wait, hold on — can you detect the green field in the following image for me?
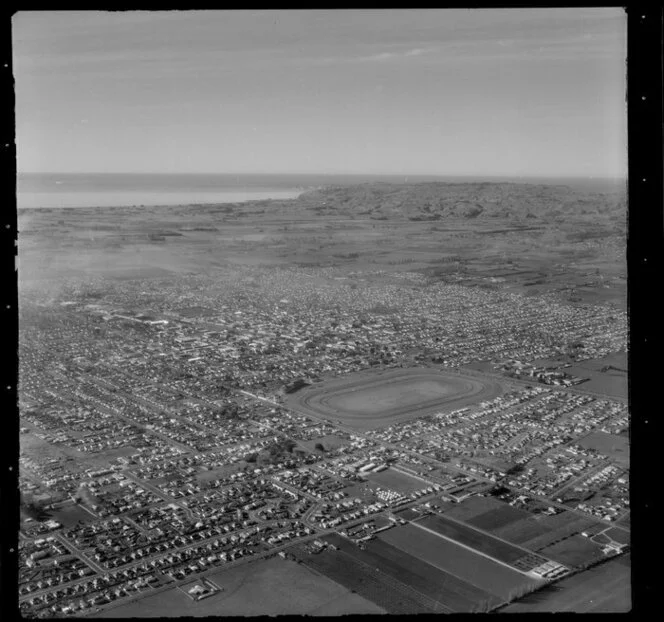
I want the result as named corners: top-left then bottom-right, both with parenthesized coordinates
top-left (367, 468), bottom-right (427, 494)
top-left (417, 514), bottom-right (529, 565)
top-left (292, 368), bottom-right (501, 429)
top-left (501, 555), bottom-right (631, 613)
top-left (465, 503), bottom-right (532, 531)
top-left (94, 556), bottom-right (385, 617)
top-left (538, 535), bottom-right (607, 569)
top-left (490, 517), bottom-right (552, 545)
top-left (605, 527), bottom-right (630, 545)
top-left (327, 378), bottom-right (458, 414)
top-left (489, 509), bottom-right (599, 552)
top-left (50, 502), bottom-right (96, 528)
top-left (442, 495), bottom-right (521, 523)
top-left (379, 523), bottom-right (541, 602)
top-left (324, 533), bottom-right (501, 612)
top-left (577, 431), bottom-right (629, 464)
top-left (565, 366), bottom-right (627, 399)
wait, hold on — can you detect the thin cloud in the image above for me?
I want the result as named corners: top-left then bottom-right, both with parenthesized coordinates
top-left (358, 47), bottom-right (430, 62)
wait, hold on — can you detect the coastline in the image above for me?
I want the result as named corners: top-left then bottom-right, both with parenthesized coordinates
top-left (17, 189), bottom-right (306, 210)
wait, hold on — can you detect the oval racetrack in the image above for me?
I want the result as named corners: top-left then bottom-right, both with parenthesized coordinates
top-left (289, 368), bottom-right (502, 430)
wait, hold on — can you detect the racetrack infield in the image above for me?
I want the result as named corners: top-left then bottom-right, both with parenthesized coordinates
top-left (289, 368), bottom-right (501, 430)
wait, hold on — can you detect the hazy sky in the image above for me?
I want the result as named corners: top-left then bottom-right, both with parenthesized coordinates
top-left (13, 9), bottom-right (626, 177)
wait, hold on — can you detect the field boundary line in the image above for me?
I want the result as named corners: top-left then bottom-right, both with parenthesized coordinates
top-left (428, 510), bottom-right (554, 560)
top-left (409, 520), bottom-right (538, 579)
top-left (335, 547), bottom-right (454, 614)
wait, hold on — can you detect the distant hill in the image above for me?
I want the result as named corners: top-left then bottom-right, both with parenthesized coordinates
top-left (294, 182), bottom-right (626, 225)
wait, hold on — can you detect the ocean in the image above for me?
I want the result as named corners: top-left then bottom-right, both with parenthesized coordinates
top-left (16, 173), bottom-right (625, 209)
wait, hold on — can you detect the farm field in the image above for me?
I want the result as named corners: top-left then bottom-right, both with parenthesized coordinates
top-left (441, 495), bottom-right (526, 524)
top-left (538, 534), bottom-right (607, 569)
top-left (605, 527), bottom-right (630, 545)
top-left (417, 513), bottom-right (530, 565)
top-left (323, 533), bottom-right (501, 612)
top-left (520, 514), bottom-right (603, 552)
top-left (501, 555), bottom-right (631, 613)
top-left (366, 468), bottom-right (426, 494)
top-left (92, 556), bottom-right (385, 617)
top-left (290, 367), bottom-right (501, 430)
top-left (487, 509), bottom-right (600, 552)
top-left (466, 503), bottom-right (533, 531)
top-left (490, 517), bottom-right (558, 547)
top-left (577, 431), bottom-right (629, 464)
top-left (289, 544), bottom-right (437, 614)
top-left (564, 365), bottom-right (627, 399)
top-left (378, 523), bottom-right (542, 601)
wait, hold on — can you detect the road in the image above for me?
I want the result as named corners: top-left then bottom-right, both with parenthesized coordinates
top-left (122, 471), bottom-right (196, 519)
top-left (241, 384), bottom-right (630, 534)
top-left (53, 532), bottom-right (106, 575)
top-left (21, 361), bottom-right (628, 617)
top-left (457, 366), bottom-right (628, 404)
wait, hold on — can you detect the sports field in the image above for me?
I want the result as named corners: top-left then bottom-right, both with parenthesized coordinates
top-left (367, 468), bottom-right (426, 494)
top-left (290, 368), bottom-right (501, 429)
top-left (94, 556), bottom-right (385, 617)
top-left (501, 555), bottom-right (631, 613)
top-left (378, 524), bottom-right (541, 602)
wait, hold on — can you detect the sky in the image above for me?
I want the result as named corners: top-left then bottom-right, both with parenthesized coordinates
top-left (12, 9), bottom-right (627, 177)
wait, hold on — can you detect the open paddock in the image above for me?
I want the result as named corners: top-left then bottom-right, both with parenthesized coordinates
top-left (501, 555), bottom-right (631, 613)
top-left (290, 544), bottom-right (433, 614)
top-left (378, 523), bottom-right (541, 602)
top-left (417, 514), bottom-right (530, 565)
top-left (577, 431), bottom-right (629, 464)
top-left (290, 368), bottom-right (501, 430)
top-left (490, 510), bottom-right (599, 551)
top-left (564, 366), bottom-right (627, 399)
top-left (605, 527), bottom-right (630, 545)
top-left (50, 503), bottom-right (96, 529)
top-left (440, 495), bottom-right (530, 527)
top-left (93, 556), bottom-right (384, 617)
top-left (464, 502), bottom-right (532, 531)
top-left (324, 533), bottom-right (500, 612)
top-left (490, 517), bottom-right (553, 546)
top-left (538, 534), bottom-right (607, 569)
top-left (366, 468), bottom-right (427, 494)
